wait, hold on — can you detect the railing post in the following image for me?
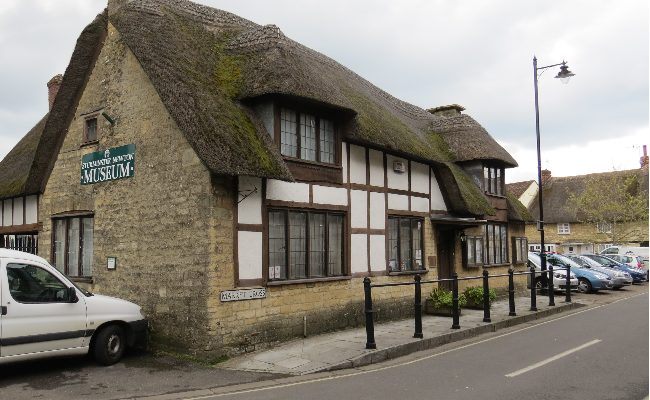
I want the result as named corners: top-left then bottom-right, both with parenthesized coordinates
top-left (482, 269), bottom-right (491, 322)
top-left (508, 268), bottom-right (516, 316)
top-left (530, 266), bottom-right (538, 311)
top-left (414, 274), bottom-right (423, 338)
top-left (548, 265), bottom-right (555, 306)
top-left (565, 265), bottom-right (572, 303)
top-left (452, 273), bottom-right (460, 329)
top-left (364, 277), bottom-right (376, 349)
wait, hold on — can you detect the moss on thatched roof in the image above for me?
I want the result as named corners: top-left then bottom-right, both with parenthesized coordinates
top-left (505, 190), bottom-right (534, 222)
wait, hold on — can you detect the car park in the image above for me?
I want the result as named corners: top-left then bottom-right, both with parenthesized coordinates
top-left (527, 252), bottom-right (579, 292)
top-left (600, 246), bottom-right (649, 269)
top-left (579, 253), bottom-right (648, 283)
top-left (566, 255), bottom-right (633, 288)
top-left (547, 254), bottom-right (614, 293)
top-left (0, 249), bottom-right (147, 366)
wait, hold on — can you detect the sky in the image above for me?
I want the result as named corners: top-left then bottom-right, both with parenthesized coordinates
top-left (0, 0), bottom-right (647, 184)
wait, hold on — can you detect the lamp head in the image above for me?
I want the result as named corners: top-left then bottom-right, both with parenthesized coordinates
top-left (555, 63), bottom-right (575, 84)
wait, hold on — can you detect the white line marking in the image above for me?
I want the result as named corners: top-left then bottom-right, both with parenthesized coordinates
top-left (505, 339), bottom-right (602, 377)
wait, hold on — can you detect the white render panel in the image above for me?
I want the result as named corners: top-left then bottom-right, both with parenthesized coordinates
top-left (387, 193), bottom-right (409, 210)
top-left (13, 197), bottom-right (23, 225)
top-left (386, 154), bottom-right (408, 190)
top-left (369, 192), bottom-right (385, 229)
top-left (411, 196), bottom-right (429, 213)
top-left (431, 172), bottom-right (448, 211)
top-left (369, 235), bottom-right (386, 272)
top-left (238, 231), bottom-right (263, 280)
top-left (342, 142), bottom-right (348, 184)
top-left (25, 195), bottom-right (38, 224)
top-left (238, 176), bottom-right (262, 225)
top-left (351, 234), bottom-right (368, 273)
top-left (368, 149), bottom-right (384, 187)
top-left (411, 161), bottom-right (429, 193)
top-left (350, 190), bottom-right (368, 228)
top-left (349, 144), bottom-right (367, 184)
top-left (2, 199), bottom-right (11, 226)
top-left (312, 185), bottom-right (348, 206)
top-left (266, 179), bottom-right (310, 203)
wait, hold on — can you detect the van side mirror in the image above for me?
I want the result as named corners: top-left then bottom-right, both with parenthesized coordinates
top-left (68, 287), bottom-right (79, 303)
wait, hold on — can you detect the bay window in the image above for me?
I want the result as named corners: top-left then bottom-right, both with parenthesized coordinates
top-left (483, 164), bottom-right (504, 196)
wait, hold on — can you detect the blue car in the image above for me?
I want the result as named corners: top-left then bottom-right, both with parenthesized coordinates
top-left (547, 254), bottom-right (614, 293)
top-left (580, 254), bottom-right (648, 283)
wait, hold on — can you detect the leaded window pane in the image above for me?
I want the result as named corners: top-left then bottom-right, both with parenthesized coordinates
top-left (468, 238), bottom-right (475, 265)
top-left (67, 218), bottom-right (80, 277)
top-left (501, 225), bottom-right (508, 263)
top-left (412, 219), bottom-right (422, 269)
top-left (328, 215), bottom-right (344, 276)
top-left (488, 225), bottom-right (495, 264)
top-left (496, 168), bottom-right (502, 195)
top-left (300, 114), bottom-right (317, 161)
top-left (320, 119), bottom-right (335, 164)
top-left (86, 118), bottom-right (97, 141)
top-left (53, 219), bottom-right (66, 274)
top-left (309, 213), bottom-right (326, 277)
top-left (400, 219), bottom-right (411, 270)
top-left (280, 108), bottom-right (297, 158)
top-left (269, 211), bottom-right (287, 279)
top-left (388, 218), bottom-right (399, 271)
top-left (82, 217), bottom-right (94, 276)
top-left (476, 237), bottom-right (483, 264)
top-left (289, 212), bottom-right (307, 279)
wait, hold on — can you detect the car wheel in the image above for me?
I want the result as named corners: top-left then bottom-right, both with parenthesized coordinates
top-left (577, 278), bottom-right (592, 294)
top-left (94, 324), bottom-right (126, 366)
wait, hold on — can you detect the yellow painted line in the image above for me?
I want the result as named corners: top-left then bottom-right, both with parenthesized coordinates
top-left (185, 291), bottom-right (648, 399)
top-left (505, 339), bottom-right (601, 377)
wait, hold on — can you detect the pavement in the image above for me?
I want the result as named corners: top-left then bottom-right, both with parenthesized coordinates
top-left (217, 291), bottom-right (593, 376)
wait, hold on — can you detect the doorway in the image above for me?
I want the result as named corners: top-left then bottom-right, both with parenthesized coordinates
top-left (436, 229), bottom-right (456, 291)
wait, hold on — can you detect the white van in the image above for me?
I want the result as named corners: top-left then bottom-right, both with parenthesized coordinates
top-left (601, 246), bottom-right (649, 270)
top-left (0, 249), bottom-right (147, 365)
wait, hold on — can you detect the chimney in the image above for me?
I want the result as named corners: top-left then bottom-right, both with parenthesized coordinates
top-left (541, 169), bottom-right (552, 185)
top-left (47, 74), bottom-right (63, 111)
top-left (640, 145), bottom-right (649, 169)
top-left (427, 104), bottom-right (466, 118)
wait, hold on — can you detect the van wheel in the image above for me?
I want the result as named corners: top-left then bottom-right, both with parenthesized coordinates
top-left (94, 325), bottom-right (126, 366)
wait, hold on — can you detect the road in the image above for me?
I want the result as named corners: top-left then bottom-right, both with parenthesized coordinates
top-left (180, 290), bottom-right (649, 400)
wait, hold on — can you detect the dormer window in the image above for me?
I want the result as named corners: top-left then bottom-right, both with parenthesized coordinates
top-left (483, 164), bottom-right (504, 196)
top-left (280, 108), bottom-right (336, 165)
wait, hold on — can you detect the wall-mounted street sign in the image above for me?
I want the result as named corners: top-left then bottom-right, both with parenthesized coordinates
top-left (81, 144), bottom-right (135, 185)
top-left (220, 288), bottom-right (266, 302)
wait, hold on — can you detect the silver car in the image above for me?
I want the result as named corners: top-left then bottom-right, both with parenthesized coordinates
top-left (566, 255), bottom-right (633, 288)
top-left (528, 252), bottom-right (579, 291)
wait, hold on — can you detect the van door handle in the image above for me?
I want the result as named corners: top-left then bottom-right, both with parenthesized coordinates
top-left (1, 306), bottom-right (7, 315)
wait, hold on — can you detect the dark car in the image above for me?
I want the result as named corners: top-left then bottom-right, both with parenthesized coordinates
top-left (580, 254), bottom-right (647, 283)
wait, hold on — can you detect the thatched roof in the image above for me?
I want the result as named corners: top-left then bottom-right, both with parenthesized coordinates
top-left (505, 190), bottom-right (534, 222)
top-left (1, 0), bottom-right (520, 218)
top-left (506, 180), bottom-right (536, 199)
top-left (0, 114), bottom-right (48, 198)
top-left (529, 169), bottom-right (649, 223)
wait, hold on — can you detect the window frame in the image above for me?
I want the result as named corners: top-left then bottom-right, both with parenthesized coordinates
top-left (463, 235), bottom-right (484, 268)
top-left (483, 164), bottom-right (505, 196)
top-left (388, 216), bottom-right (425, 272)
top-left (483, 223), bottom-right (509, 265)
top-left (267, 208), bottom-right (346, 282)
top-left (83, 113), bottom-right (100, 144)
top-left (597, 222), bottom-right (612, 233)
top-left (52, 215), bottom-right (94, 278)
top-left (512, 237), bottom-right (528, 264)
top-left (557, 223), bottom-right (571, 234)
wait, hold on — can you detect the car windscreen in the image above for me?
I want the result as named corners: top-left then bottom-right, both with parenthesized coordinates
top-left (553, 254), bottom-right (585, 269)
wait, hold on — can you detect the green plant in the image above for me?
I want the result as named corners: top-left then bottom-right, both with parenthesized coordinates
top-left (427, 287), bottom-right (467, 308)
top-left (463, 286), bottom-right (496, 305)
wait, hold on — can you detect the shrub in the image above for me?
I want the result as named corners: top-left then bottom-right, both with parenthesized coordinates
top-left (427, 287), bottom-right (467, 308)
top-left (463, 285), bottom-right (496, 305)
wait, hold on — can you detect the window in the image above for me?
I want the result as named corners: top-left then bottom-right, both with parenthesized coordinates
top-left (52, 216), bottom-right (94, 277)
top-left (388, 216), bottom-right (424, 272)
top-left (557, 223), bottom-right (571, 234)
top-left (597, 222), bottom-right (612, 233)
top-left (83, 115), bottom-right (99, 143)
top-left (1, 234), bottom-right (38, 255)
top-left (512, 237), bottom-right (528, 263)
top-left (7, 263), bottom-right (70, 303)
top-left (464, 235), bottom-right (484, 268)
top-left (483, 223), bottom-right (508, 265)
top-left (483, 164), bottom-right (504, 196)
top-left (280, 108), bottom-right (336, 164)
top-left (268, 210), bottom-right (344, 280)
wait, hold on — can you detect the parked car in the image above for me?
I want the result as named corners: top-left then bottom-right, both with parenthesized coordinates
top-left (565, 255), bottom-right (633, 288)
top-left (527, 252), bottom-right (578, 292)
top-left (580, 253), bottom-right (648, 283)
top-left (547, 254), bottom-right (614, 293)
top-left (0, 249), bottom-right (147, 366)
top-left (600, 246), bottom-right (649, 270)
top-left (605, 254), bottom-right (645, 271)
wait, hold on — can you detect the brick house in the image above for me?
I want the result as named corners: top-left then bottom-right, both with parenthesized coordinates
top-left (0, 0), bottom-right (532, 358)
top-left (522, 169), bottom-right (649, 255)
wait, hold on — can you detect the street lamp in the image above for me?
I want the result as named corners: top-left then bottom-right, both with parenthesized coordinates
top-left (533, 57), bottom-right (575, 299)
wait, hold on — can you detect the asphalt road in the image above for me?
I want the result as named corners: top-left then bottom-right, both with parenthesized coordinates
top-left (0, 284), bottom-right (647, 400)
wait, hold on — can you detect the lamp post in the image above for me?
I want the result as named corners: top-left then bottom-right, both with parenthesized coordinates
top-left (533, 57), bottom-right (575, 296)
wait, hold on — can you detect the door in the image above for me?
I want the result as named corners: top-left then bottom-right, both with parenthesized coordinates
top-left (437, 229), bottom-right (456, 291)
top-left (1, 261), bottom-right (87, 358)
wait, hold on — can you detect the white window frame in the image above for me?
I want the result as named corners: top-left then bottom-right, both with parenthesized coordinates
top-left (557, 223), bottom-right (571, 234)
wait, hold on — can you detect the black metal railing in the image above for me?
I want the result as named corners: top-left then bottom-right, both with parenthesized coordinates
top-left (363, 264), bottom-right (572, 349)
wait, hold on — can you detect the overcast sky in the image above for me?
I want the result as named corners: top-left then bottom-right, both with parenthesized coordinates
top-left (1, 0), bottom-right (647, 183)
